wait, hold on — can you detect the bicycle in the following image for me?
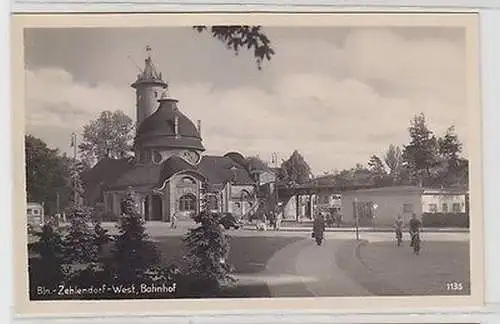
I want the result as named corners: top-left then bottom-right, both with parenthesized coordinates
top-left (396, 230), bottom-right (403, 247)
top-left (410, 231), bottom-right (421, 255)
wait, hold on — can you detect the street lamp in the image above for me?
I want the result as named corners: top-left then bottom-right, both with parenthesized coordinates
top-left (354, 198), bottom-right (359, 241)
top-left (372, 203), bottom-right (378, 232)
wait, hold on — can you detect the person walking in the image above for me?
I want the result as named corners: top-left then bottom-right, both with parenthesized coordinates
top-left (312, 212), bottom-right (326, 246)
top-left (275, 207), bottom-right (282, 231)
top-left (409, 213), bottom-right (422, 254)
top-left (394, 214), bottom-right (404, 246)
top-left (170, 211), bottom-right (177, 229)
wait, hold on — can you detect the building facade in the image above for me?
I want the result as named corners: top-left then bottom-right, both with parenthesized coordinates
top-left (341, 186), bottom-right (468, 227)
top-left (83, 50), bottom-right (258, 223)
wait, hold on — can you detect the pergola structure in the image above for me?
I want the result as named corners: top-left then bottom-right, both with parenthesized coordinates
top-left (276, 182), bottom-right (379, 221)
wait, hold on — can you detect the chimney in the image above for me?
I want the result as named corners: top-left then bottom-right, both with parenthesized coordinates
top-left (197, 120), bottom-right (201, 136)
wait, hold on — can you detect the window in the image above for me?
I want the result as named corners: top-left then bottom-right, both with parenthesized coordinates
top-left (179, 194), bottom-right (196, 211)
top-left (33, 209), bottom-right (40, 215)
top-left (241, 190), bottom-right (251, 200)
top-left (428, 203), bottom-right (437, 213)
top-left (442, 203), bottom-right (449, 213)
top-left (357, 201), bottom-right (375, 219)
top-left (27, 208), bottom-right (32, 215)
top-left (107, 193), bottom-right (114, 212)
top-left (452, 203), bottom-right (461, 213)
top-left (207, 195), bottom-right (218, 210)
top-left (152, 151), bottom-right (162, 164)
top-left (180, 177), bottom-right (196, 186)
top-left (403, 203), bottom-right (413, 213)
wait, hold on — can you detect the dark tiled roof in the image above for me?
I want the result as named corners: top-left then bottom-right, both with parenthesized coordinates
top-left (81, 158), bottom-right (133, 203)
top-left (198, 155), bottom-right (255, 186)
top-left (157, 155), bottom-right (205, 187)
top-left (86, 154), bottom-right (256, 197)
top-left (135, 98), bottom-right (204, 151)
top-left (111, 163), bottom-right (162, 189)
top-left (224, 152), bottom-right (249, 169)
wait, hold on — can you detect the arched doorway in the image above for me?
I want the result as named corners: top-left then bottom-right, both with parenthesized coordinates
top-left (151, 194), bottom-right (163, 221)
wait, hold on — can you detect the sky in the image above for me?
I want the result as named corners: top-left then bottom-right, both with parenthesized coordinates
top-left (24, 26), bottom-right (468, 175)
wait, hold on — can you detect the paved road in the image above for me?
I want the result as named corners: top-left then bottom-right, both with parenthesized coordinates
top-left (152, 228), bottom-right (469, 297)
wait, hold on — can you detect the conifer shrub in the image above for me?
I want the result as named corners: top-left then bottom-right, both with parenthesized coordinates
top-left (181, 182), bottom-right (235, 297)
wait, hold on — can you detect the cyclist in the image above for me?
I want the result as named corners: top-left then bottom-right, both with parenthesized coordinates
top-left (394, 215), bottom-right (404, 246)
top-left (408, 213), bottom-right (422, 248)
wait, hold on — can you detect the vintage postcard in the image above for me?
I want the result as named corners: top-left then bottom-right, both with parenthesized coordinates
top-left (11, 12), bottom-right (483, 316)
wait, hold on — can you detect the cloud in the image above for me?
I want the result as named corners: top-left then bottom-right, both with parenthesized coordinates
top-left (25, 68), bottom-right (135, 129)
top-left (25, 27), bottom-right (468, 174)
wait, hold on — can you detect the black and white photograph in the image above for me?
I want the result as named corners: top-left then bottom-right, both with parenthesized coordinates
top-left (12, 13), bottom-right (484, 315)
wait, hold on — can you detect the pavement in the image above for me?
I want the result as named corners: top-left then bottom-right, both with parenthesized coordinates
top-left (97, 221), bottom-right (469, 236)
top-left (30, 220), bottom-right (470, 297)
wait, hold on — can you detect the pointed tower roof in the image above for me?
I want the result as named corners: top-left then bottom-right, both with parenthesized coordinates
top-left (131, 46), bottom-right (168, 89)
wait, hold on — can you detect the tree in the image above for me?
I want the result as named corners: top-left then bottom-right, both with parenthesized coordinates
top-left (368, 155), bottom-right (387, 176)
top-left (384, 144), bottom-right (404, 183)
top-left (402, 113), bottom-right (440, 185)
top-left (245, 155), bottom-right (269, 171)
top-left (368, 155), bottom-right (392, 186)
top-left (194, 26), bottom-right (275, 70)
top-left (438, 125), bottom-right (463, 170)
top-left (31, 224), bottom-right (67, 289)
top-left (25, 135), bottom-right (72, 216)
top-left (79, 110), bottom-right (135, 167)
top-left (63, 161), bottom-right (100, 277)
top-left (110, 188), bottom-right (159, 283)
top-left (182, 182), bottom-right (235, 296)
top-left (435, 125), bottom-right (468, 187)
top-left (279, 150), bottom-right (312, 185)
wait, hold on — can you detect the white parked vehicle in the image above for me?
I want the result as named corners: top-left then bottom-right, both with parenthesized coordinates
top-left (27, 202), bottom-right (45, 228)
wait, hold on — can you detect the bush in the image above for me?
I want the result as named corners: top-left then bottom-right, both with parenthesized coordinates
top-left (422, 212), bottom-right (469, 228)
top-left (182, 196), bottom-right (235, 297)
top-left (64, 204), bottom-right (99, 275)
top-left (180, 182), bottom-right (235, 297)
top-left (30, 224), bottom-right (67, 294)
top-left (109, 189), bottom-right (160, 284)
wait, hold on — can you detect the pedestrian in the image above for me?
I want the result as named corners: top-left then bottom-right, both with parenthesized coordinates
top-left (275, 207), bottom-right (282, 231)
top-left (409, 213), bottom-right (422, 247)
top-left (394, 214), bottom-right (404, 246)
top-left (312, 212), bottom-right (326, 244)
top-left (171, 211), bottom-right (177, 229)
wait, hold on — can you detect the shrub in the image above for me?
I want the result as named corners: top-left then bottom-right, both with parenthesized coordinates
top-left (64, 204), bottom-right (100, 276)
top-left (109, 188), bottom-right (160, 284)
top-left (422, 212), bottom-right (469, 228)
top-left (181, 182), bottom-right (235, 297)
top-left (30, 224), bottom-right (67, 293)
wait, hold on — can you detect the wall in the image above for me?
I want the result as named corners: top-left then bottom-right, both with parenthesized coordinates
top-left (422, 192), bottom-right (466, 213)
top-left (259, 171), bottom-right (276, 185)
top-left (136, 84), bottom-right (165, 125)
top-left (341, 188), bottom-right (423, 227)
top-left (169, 174), bottom-right (200, 222)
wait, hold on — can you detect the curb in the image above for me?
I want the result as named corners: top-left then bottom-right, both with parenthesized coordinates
top-left (241, 226), bottom-right (469, 234)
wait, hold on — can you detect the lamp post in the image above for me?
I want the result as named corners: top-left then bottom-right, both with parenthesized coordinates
top-left (354, 198), bottom-right (359, 241)
top-left (372, 203), bottom-right (378, 232)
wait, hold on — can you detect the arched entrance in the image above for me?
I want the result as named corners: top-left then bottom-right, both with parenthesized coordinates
top-left (151, 194), bottom-right (163, 221)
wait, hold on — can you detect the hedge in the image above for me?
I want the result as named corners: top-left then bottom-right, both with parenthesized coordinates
top-left (422, 212), bottom-right (469, 228)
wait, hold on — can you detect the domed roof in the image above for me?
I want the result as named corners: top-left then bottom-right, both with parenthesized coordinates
top-left (135, 97), bottom-right (205, 151)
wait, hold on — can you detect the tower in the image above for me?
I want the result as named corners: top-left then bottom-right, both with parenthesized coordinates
top-left (131, 46), bottom-right (168, 127)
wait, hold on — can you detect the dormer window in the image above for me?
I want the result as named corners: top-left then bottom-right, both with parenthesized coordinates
top-left (152, 150), bottom-right (162, 164)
